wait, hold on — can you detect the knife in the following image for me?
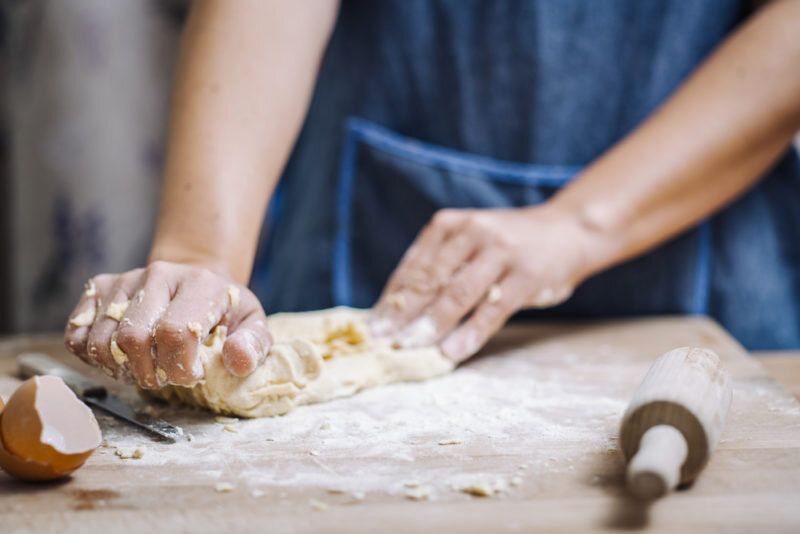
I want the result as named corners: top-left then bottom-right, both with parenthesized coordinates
top-left (17, 352), bottom-right (183, 443)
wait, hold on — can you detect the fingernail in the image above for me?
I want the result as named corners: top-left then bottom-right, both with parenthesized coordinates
top-left (441, 329), bottom-right (479, 362)
top-left (394, 315), bottom-right (438, 349)
top-left (369, 316), bottom-right (394, 338)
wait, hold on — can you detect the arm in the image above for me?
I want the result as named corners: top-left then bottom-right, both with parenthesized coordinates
top-left (551, 0), bottom-right (800, 275)
top-left (371, 0), bottom-right (800, 361)
top-left (151, 0), bottom-right (340, 283)
top-left (64, 1), bottom-right (339, 387)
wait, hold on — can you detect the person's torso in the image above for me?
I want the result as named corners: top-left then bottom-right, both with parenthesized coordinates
top-left (253, 0), bottom-right (800, 350)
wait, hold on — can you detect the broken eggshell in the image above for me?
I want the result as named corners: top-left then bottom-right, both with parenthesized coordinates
top-left (0, 375), bottom-right (102, 481)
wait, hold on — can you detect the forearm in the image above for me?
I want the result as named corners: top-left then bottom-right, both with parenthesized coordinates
top-left (548, 0), bottom-right (800, 279)
top-left (149, 0), bottom-right (339, 284)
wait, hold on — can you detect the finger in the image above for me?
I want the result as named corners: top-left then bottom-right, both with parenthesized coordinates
top-left (371, 211), bottom-right (464, 335)
top-left (64, 275), bottom-right (113, 361)
top-left (440, 274), bottom-right (526, 363)
top-left (396, 247), bottom-right (508, 348)
top-left (382, 210), bottom-right (463, 294)
top-left (372, 222), bottom-right (476, 337)
top-left (116, 262), bottom-right (177, 389)
top-left (152, 270), bottom-right (229, 385)
top-left (85, 271), bottom-right (143, 379)
top-left (222, 292), bottom-right (272, 377)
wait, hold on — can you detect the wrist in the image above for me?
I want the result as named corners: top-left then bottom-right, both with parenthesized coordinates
top-left (148, 242), bottom-right (244, 283)
top-left (530, 200), bottom-right (617, 284)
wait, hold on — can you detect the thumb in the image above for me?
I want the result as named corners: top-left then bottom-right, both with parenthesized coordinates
top-left (222, 296), bottom-right (272, 377)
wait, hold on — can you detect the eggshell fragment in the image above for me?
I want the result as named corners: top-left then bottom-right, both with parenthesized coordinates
top-left (0, 431), bottom-right (74, 481)
top-left (0, 376), bottom-right (101, 481)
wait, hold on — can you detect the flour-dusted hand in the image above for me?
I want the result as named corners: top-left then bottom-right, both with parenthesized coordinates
top-left (64, 261), bottom-right (272, 389)
top-left (370, 207), bottom-right (593, 362)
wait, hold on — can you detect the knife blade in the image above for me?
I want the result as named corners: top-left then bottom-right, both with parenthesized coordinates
top-left (16, 352), bottom-right (183, 443)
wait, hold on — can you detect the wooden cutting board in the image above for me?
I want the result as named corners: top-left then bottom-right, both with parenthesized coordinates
top-left (1, 316), bottom-right (799, 533)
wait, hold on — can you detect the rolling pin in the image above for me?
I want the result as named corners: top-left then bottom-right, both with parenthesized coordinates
top-left (619, 346), bottom-right (732, 500)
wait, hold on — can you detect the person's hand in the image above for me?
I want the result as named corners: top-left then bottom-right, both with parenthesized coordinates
top-left (370, 206), bottom-right (592, 362)
top-left (64, 261), bottom-right (272, 389)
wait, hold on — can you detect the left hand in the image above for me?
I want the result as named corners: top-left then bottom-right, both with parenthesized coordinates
top-left (370, 206), bottom-right (592, 362)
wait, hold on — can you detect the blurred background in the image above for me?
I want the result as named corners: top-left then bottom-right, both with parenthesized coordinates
top-left (0, 0), bottom-right (188, 334)
top-left (0, 0), bottom-right (798, 336)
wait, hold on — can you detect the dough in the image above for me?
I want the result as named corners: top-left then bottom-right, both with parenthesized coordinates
top-left (153, 307), bottom-right (454, 417)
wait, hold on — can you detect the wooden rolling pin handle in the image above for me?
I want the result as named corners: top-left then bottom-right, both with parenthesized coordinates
top-left (627, 424), bottom-right (688, 500)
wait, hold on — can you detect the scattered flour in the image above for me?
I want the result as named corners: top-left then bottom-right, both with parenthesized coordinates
top-left (97, 346), bottom-right (629, 498)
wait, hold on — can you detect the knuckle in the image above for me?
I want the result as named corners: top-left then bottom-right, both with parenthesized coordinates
top-left (116, 325), bottom-right (151, 354)
top-left (432, 208), bottom-right (459, 227)
top-left (155, 318), bottom-right (192, 346)
top-left (146, 260), bottom-right (170, 279)
top-left (119, 267), bottom-right (145, 280)
top-left (464, 215), bottom-right (496, 239)
top-left (186, 267), bottom-right (214, 286)
top-left (443, 283), bottom-right (475, 311)
top-left (92, 273), bottom-right (115, 289)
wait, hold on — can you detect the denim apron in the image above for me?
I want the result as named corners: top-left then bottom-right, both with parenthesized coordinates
top-left (252, 0), bottom-right (800, 350)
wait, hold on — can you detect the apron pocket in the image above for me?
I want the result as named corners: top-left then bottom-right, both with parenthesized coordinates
top-left (333, 117), bottom-right (710, 317)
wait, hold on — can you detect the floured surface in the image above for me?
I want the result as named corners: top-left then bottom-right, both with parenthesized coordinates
top-left (1, 317), bottom-right (800, 534)
top-left (153, 307), bottom-right (454, 417)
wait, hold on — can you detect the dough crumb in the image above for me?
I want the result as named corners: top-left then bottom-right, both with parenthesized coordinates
top-left (156, 368), bottom-right (168, 382)
top-left (518, 464), bottom-right (529, 470)
top-left (84, 280), bottom-right (97, 298)
top-left (309, 499), bottom-right (328, 511)
top-left (186, 433), bottom-right (195, 442)
top-left (457, 479), bottom-right (508, 497)
top-left (228, 285), bottom-right (241, 308)
top-left (110, 333), bottom-right (128, 365)
top-left (487, 284), bottom-right (502, 304)
top-left (187, 321), bottom-right (203, 338)
top-left (70, 307), bottom-right (97, 327)
top-left (135, 289), bottom-right (145, 303)
top-left (319, 419), bottom-right (332, 430)
top-left (438, 439), bottom-right (461, 446)
top-left (223, 425), bottom-right (238, 433)
top-left (215, 482), bottom-right (235, 493)
top-left (405, 486), bottom-right (433, 501)
top-left (105, 300), bottom-right (130, 321)
top-left (251, 489), bottom-right (265, 498)
top-left (404, 480), bottom-right (420, 488)
top-left (215, 416), bottom-right (239, 424)
top-left (115, 446), bottom-right (147, 459)
top-left (308, 450), bottom-right (320, 456)
top-left (265, 437), bottom-right (275, 442)
top-left (510, 476), bottom-right (524, 487)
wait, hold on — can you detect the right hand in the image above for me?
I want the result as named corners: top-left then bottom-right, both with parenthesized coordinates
top-left (64, 261), bottom-right (272, 389)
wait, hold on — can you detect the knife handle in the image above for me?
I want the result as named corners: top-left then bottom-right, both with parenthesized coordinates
top-left (17, 352), bottom-right (107, 397)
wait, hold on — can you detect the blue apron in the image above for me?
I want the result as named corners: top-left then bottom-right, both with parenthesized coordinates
top-left (252, 0), bottom-right (800, 350)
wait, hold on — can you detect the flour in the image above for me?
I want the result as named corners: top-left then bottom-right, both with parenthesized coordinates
top-left (97, 346), bottom-right (627, 498)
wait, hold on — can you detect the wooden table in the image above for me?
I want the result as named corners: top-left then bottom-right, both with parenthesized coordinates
top-left (1, 317), bottom-right (799, 534)
top-left (756, 352), bottom-right (800, 401)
